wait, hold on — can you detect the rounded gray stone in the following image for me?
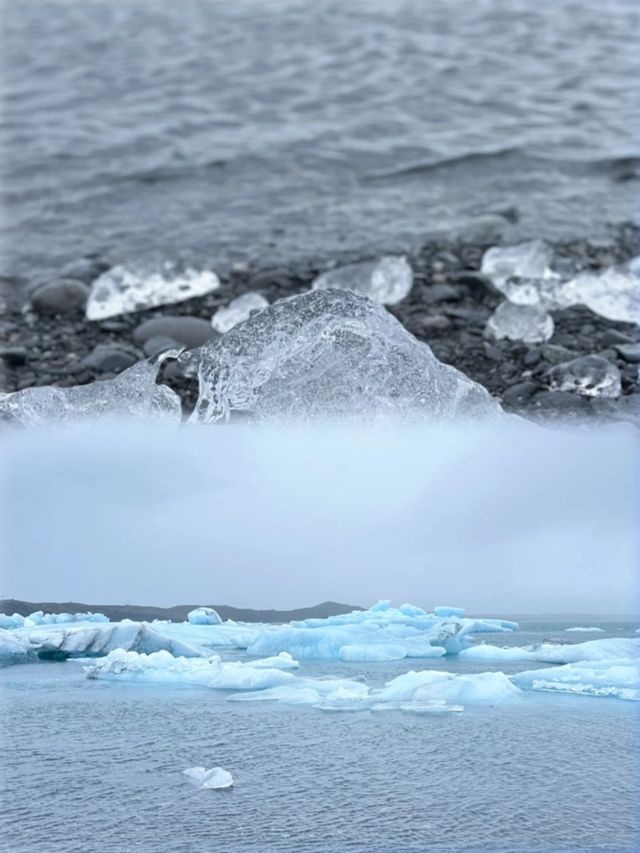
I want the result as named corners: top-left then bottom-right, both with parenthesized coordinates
top-left (143, 335), bottom-right (181, 358)
top-left (78, 345), bottom-right (138, 373)
top-left (31, 279), bottom-right (90, 315)
top-left (133, 316), bottom-right (217, 348)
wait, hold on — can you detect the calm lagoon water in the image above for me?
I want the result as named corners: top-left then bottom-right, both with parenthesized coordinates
top-left (1, 622), bottom-right (638, 853)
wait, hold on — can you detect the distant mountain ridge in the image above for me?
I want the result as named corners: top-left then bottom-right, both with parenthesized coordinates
top-left (0, 599), bottom-right (362, 624)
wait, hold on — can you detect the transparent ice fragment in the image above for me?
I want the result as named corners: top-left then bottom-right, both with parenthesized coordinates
top-left (557, 262), bottom-right (640, 325)
top-left (0, 353), bottom-right (182, 426)
top-left (183, 766), bottom-right (233, 790)
top-left (312, 256), bottom-right (413, 305)
top-left (190, 289), bottom-right (499, 423)
top-left (481, 240), bottom-right (560, 301)
top-left (486, 301), bottom-right (554, 343)
top-left (211, 292), bottom-right (269, 333)
top-left (86, 264), bottom-right (220, 320)
top-left (546, 355), bottom-right (622, 398)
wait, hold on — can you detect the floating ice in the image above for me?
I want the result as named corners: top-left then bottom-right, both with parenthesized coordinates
top-left (190, 289), bottom-right (499, 423)
top-left (339, 644), bottom-right (409, 662)
top-left (0, 633), bottom-right (36, 667)
top-left (8, 622), bottom-right (204, 663)
top-left (22, 611), bottom-right (109, 626)
top-left (187, 607), bottom-right (222, 626)
top-left (486, 301), bottom-right (554, 343)
top-left (312, 256), bottom-right (413, 305)
top-left (565, 627), bottom-right (605, 633)
top-left (183, 766), bottom-right (233, 790)
top-left (460, 637), bottom-right (639, 665)
top-left (0, 613), bottom-right (25, 630)
top-left (546, 355), bottom-right (622, 398)
top-left (86, 264), bottom-right (220, 320)
top-left (377, 669), bottom-right (521, 704)
top-left (433, 606), bottom-right (466, 618)
top-left (211, 292), bottom-right (269, 333)
top-left (85, 649), bottom-right (298, 690)
top-left (512, 659), bottom-right (640, 701)
top-left (0, 353), bottom-right (182, 427)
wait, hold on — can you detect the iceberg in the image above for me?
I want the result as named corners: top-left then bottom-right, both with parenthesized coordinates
top-left (486, 301), bottom-right (554, 343)
top-left (311, 256), bottom-right (413, 305)
top-left (85, 649), bottom-right (298, 690)
top-left (377, 669), bottom-right (521, 704)
top-left (512, 659), bottom-right (640, 701)
top-left (211, 292), bottom-right (269, 333)
top-left (7, 621), bottom-right (204, 663)
top-left (460, 637), bottom-right (639, 664)
top-left (565, 627), bottom-right (605, 633)
top-left (86, 264), bottom-right (220, 320)
top-left (190, 289), bottom-right (499, 423)
top-left (22, 611), bottom-right (109, 626)
top-left (0, 353), bottom-right (182, 427)
top-left (0, 633), bottom-right (36, 667)
top-left (433, 606), bottom-right (466, 618)
top-left (187, 607), bottom-right (222, 626)
top-left (339, 644), bottom-right (409, 662)
top-left (0, 613), bottom-right (26, 630)
top-left (183, 766), bottom-right (233, 790)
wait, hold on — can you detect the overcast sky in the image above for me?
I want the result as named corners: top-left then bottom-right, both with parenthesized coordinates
top-left (1, 420), bottom-right (637, 616)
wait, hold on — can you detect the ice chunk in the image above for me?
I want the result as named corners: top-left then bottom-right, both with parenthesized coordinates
top-left (565, 626), bottom-right (605, 633)
top-left (0, 613), bottom-right (25, 630)
top-left (486, 301), bottom-right (554, 343)
top-left (187, 607), bottom-right (222, 626)
top-left (85, 649), bottom-right (297, 690)
top-left (312, 256), bottom-right (413, 305)
top-left (378, 669), bottom-right (521, 703)
top-left (183, 766), bottom-right (233, 790)
top-left (460, 637), bottom-right (639, 664)
top-left (13, 622), bottom-right (204, 662)
top-left (23, 611), bottom-right (109, 626)
top-left (546, 355), bottom-right (622, 398)
top-left (190, 289), bottom-right (499, 423)
top-left (558, 263), bottom-right (640, 325)
top-left (512, 659), bottom-right (640, 701)
top-left (0, 633), bottom-right (36, 667)
top-left (211, 292), bottom-right (269, 333)
top-left (433, 606), bottom-right (466, 618)
top-left (481, 240), bottom-right (557, 287)
top-left (86, 264), bottom-right (220, 320)
top-left (0, 353), bottom-right (182, 427)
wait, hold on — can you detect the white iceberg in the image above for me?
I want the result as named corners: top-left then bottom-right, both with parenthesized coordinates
top-left (87, 264), bottom-right (220, 320)
top-left (211, 292), bottom-right (269, 333)
top-left (0, 353), bottom-right (182, 427)
top-left (377, 669), bottom-right (521, 704)
top-left (22, 611), bottom-right (109, 626)
top-left (0, 613), bottom-right (26, 630)
top-left (85, 649), bottom-right (298, 690)
top-left (183, 766), bottom-right (233, 790)
top-left (0, 633), bottom-right (36, 667)
top-left (512, 659), bottom-right (640, 701)
top-left (312, 256), bottom-right (413, 305)
top-left (565, 627), bottom-right (605, 633)
top-left (187, 607), bottom-right (222, 626)
top-left (460, 637), bottom-right (639, 665)
top-left (190, 289), bottom-right (499, 423)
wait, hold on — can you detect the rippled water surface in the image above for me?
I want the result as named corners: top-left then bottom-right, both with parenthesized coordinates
top-left (1, 0), bottom-right (639, 291)
top-left (1, 622), bottom-right (638, 853)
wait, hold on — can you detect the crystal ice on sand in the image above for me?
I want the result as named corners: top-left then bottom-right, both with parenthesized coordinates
top-left (546, 355), bottom-right (622, 398)
top-left (0, 353), bottom-right (182, 427)
top-left (312, 256), bottom-right (413, 305)
top-left (211, 292), bottom-right (269, 333)
top-left (190, 289), bottom-right (499, 423)
top-left (481, 240), bottom-right (560, 304)
top-left (86, 264), bottom-right (220, 320)
top-left (486, 300), bottom-right (554, 343)
top-left (558, 263), bottom-right (640, 325)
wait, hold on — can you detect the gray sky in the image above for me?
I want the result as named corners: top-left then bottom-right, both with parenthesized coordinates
top-left (1, 420), bottom-right (637, 616)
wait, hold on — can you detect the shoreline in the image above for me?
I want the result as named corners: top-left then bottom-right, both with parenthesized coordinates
top-left (1, 223), bottom-right (639, 423)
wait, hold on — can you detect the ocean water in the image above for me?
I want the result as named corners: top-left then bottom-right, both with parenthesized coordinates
top-left (1, 620), bottom-right (638, 853)
top-left (1, 0), bottom-right (639, 293)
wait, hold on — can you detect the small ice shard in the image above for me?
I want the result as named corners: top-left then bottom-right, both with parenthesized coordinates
top-left (211, 292), bottom-right (269, 333)
top-left (486, 301), bottom-right (554, 343)
top-left (546, 355), bottom-right (622, 398)
top-left (0, 353), bottom-right (182, 427)
top-left (187, 607), bottom-right (223, 626)
top-left (556, 262), bottom-right (640, 324)
top-left (86, 264), bottom-right (220, 320)
top-left (183, 766), bottom-right (234, 790)
top-left (191, 289), bottom-right (499, 423)
top-left (481, 240), bottom-right (560, 299)
top-left (312, 256), bottom-right (413, 305)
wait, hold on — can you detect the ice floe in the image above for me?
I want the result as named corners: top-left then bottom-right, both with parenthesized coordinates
top-left (211, 292), bottom-right (269, 333)
top-left (311, 256), bottom-right (413, 305)
top-left (86, 264), bottom-right (220, 320)
top-left (565, 627), bottom-right (605, 633)
top-left (183, 766), bottom-right (234, 790)
top-left (190, 289), bottom-right (500, 423)
top-left (460, 637), bottom-right (639, 664)
top-left (20, 611), bottom-right (109, 627)
top-left (0, 353), bottom-right (182, 427)
top-left (512, 659), bottom-right (639, 701)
